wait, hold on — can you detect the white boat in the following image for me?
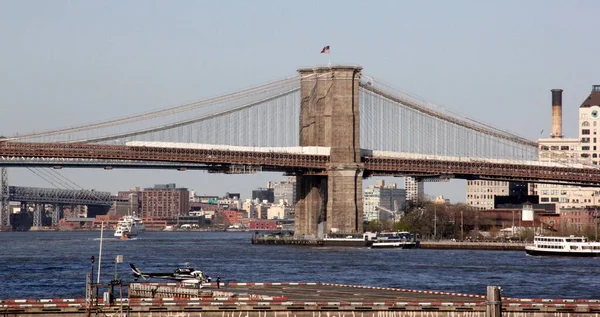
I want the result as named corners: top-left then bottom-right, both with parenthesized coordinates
top-left (525, 235), bottom-right (600, 257)
top-left (371, 231), bottom-right (418, 249)
top-left (323, 232), bottom-right (377, 246)
top-left (114, 215), bottom-right (145, 238)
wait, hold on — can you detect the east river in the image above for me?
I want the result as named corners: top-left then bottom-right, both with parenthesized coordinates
top-left (1, 231), bottom-right (599, 300)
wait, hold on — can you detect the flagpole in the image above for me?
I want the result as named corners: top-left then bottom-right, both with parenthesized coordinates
top-left (328, 53), bottom-right (331, 67)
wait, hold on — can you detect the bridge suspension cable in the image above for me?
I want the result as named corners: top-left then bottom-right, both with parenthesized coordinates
top-left (71, 88), bottom-right (300, 144)
top-left (359, 76), bottom-right (536, 146)
top-left (3, 76), bottom-right (300, 143)
top-left (359, 75), bottom-right (538, 161)
top-left (27, 168), bottom-right (72, 189)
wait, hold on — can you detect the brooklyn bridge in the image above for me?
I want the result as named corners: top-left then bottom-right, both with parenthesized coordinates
top-left (1, 65), bottom-right (597, 237)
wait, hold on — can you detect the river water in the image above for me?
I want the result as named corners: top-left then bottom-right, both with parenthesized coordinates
top-left (1, 231), bottom-right (599, 300)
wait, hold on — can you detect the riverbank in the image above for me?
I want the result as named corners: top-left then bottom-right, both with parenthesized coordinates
top-left (252, 236), bottom-right (527, 250)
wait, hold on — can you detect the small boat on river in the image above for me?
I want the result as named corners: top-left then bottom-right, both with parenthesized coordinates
top-left (525, 235), bottom-right (600, 257)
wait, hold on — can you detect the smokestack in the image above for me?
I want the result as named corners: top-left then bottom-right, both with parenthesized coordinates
top-left (551, 89), bottom-right (563, 138)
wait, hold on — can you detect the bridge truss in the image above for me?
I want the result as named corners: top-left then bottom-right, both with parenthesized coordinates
top-left (9, 186), bottom-right (112, 206)
top-left (1, 167), bottom-right (8, 227)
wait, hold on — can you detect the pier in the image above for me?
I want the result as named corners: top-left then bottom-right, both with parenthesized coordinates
top-left (2, 282), bottom-right (599, 317)
top-left (252, 235), bottom-right (526, 251)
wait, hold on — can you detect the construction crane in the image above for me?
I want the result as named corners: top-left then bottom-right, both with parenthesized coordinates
top-left (374, 200), bottom-right (404, 223)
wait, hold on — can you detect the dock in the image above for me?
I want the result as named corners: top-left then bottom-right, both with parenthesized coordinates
top-left (2, 282), bottom-right (599, 317)
top-left (252, 236), bottom-right (526, 250)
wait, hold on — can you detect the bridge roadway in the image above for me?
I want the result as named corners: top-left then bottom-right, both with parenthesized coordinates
top-left (2, 141), bottom-right (600, 185)
top-left (2, 282), bottom-right (599, 317)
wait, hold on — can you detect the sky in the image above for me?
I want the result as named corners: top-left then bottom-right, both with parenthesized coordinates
top-left (0, 0), bottom-right (598, 203)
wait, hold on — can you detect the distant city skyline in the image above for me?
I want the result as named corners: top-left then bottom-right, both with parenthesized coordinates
top-left (1, 0), bottom-right (598, 203)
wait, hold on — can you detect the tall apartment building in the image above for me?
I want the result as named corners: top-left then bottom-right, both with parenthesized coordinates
top-left (363, 180), bottom-right (406, 222)
top-left (404, 177), bottom-right (424, 207)
top-left (533, 86), bottom-right (600, 209)
top-left (140, 183), bottom-right (190, 219)
top-left (274, 177), bottom-right (296, 205)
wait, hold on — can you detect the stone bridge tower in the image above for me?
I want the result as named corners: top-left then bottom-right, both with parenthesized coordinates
top-left (295, 66), bottom-right (364, 238)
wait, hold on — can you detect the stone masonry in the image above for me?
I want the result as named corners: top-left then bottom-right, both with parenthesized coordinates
top-left (295, 66), bottom-right (363, 237)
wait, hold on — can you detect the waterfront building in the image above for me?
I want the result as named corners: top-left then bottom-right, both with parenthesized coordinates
top-left (273, 177), bottom-right (296, 205)
top-left (468, 86), bottom-right (600, 211)
top-left (248, 219), bottom-right (277, 230)
top-left (404, 177), bottom-right (424, 207)
top-left (256, 203), bottom-right (270, 219)
top-left (115, 188), bottom-right (141, 216)
top-left (140, 183), bottom-right (190, 219)
top-left (222, 210), bottom-right (245, 225)
top-left (266, 203), bottom-right (294, 220)
top-left (241, 200), bottom-right (257, 219)
top-left (252, 187), bottom-right (274, 203)
top-left (533, 86), bottom-right (600, 209)
top-left (466, 181), bottom-right (531, 210)
top-left (557, 209), bottom-right (600, 233)
top-left (363, 180), bottom-right (406, 222)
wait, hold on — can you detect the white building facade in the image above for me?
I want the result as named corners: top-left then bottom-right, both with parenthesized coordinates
top-left (534, 86), bottom-right (600, 209)
top-left (404, 177), bottom-right (424, 207)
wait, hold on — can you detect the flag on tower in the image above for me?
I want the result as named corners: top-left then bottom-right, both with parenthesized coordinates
top-left (320, 45), bottom-right (330, 54)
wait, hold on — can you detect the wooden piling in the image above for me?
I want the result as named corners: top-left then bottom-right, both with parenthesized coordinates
top-left (486, 285), bottom-right (502, 317)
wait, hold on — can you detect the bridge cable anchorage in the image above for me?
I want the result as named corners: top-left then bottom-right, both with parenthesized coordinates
top-left (2, 75), bottom-right (301, 143)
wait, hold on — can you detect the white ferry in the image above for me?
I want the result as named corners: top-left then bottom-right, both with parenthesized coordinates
top-left (114, 215), bottom-right (145, 238)
top-left (323, 232), bottom-right (377, 247)
top-left (525, 235), bottom-right (600, 257)
top-left (371, 231), bottom-right (418, 249)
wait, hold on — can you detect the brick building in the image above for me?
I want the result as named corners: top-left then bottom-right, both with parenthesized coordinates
top-left (140, 183), bottom-right (190, 219)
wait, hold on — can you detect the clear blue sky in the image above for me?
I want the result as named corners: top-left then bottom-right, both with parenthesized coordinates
top-left (1, 0), bottom-right (598, 202)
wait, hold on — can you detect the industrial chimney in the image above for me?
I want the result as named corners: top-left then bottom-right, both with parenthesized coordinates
top-left (551, 89), bottom-right (563, 138)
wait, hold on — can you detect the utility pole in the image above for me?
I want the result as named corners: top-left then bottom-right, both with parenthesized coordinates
top-left (433, 205), bottom-right (437, 240)
top-left (512, 209), bottom-right (515, 238)
top-left (461, 208), bottom-right (464, 241)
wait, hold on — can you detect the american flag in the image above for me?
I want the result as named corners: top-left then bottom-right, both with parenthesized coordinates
top-left (320, 45), bottom-right (330, 54)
